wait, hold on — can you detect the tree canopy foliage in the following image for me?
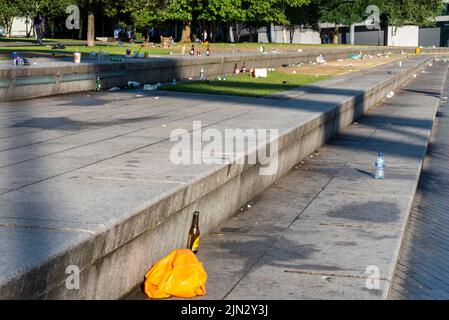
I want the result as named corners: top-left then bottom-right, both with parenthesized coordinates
top-left (0, 0), bottom-right (446, 42)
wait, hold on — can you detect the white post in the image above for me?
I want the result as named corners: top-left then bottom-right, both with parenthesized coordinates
top-left (350, 24), bottom-right (355, 45)
top-left (229, 26), bottom-right (234, 43)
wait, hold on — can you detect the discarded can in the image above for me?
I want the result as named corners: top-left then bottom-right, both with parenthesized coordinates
top-left (12, 52), bottom-right (18, 66)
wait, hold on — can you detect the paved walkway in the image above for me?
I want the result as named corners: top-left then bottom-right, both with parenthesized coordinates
top-left (389, 69), bottom-right (449, 300)
top-left (127, 62), bottom-right (448, 299)
top-left (0, 56), bottom-right (433, 299)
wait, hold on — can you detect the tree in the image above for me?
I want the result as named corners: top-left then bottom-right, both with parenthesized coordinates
top-left (17, 0), bottom-right (71, 37)
top-left (197, 0), bottom-right (245, 42)
top-left (279, 0), bottom-right (312, 43)
top-left (285, 0), bottom-right (320, 43)
top-left (162, 0), bottom-right (196, 42)
top-left (0, 0), bottom-right (20, 37)
top-left (379, 0), bottom-right (444, 27)
top-left (319, 0), bottom-right (367, 44)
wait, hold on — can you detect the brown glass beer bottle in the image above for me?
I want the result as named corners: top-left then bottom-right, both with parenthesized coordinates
top-left (187, 211), bottom-right (200, 254)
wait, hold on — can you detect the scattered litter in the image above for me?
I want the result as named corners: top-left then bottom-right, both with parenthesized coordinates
top-left (154, 97), bottom-right (160, 100)
top-left (127, 81), bottom-right (141, 88)
top-left (316, 54), bottom-right (326, 64)
top-left (144, 84), bottom-right (159, 91)
top-left (283, 80), bottom-right (289, 84)
top-left (292, 70), bottom-right (297, 74)
top-left (136, 94), bottom-right (144, 97)
top-left (297, 49), bottom-right (303, 53)
top-left (247, 204), bottom-right (252, 208)
top-left (386, 91), bottom-right (395, 98)
top-left (108, 87), bottom-right (120, 91)
top-left (337, 58), bottom-right (344, 62)
top-left (321, 276), bottom-right (331, 282)
top-left (413, 74), bottom-right (417, 78)
top-left (143, 249), bottom-right (207, 299)
top-left (162, 124), bottom-right (167, 127)
top-left (74, 52), bottom-right (81, 64)
top-left (199, 66), bottom-right (206, 81)
top-left (253, 68), bottom-right (268, 78)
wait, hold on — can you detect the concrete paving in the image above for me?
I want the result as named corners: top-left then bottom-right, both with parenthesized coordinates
top-left (389, 62), bottom-right (449, 300)
top-left (128, 60), bottom-right (448, 300)
top-left (0, 55), bottom-right (434, 299)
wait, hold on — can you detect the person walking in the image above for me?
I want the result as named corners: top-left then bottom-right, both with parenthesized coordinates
top-left (34, 15), bottom-right (43, 45)
top-left (142, 27), bottom-right (149, 44)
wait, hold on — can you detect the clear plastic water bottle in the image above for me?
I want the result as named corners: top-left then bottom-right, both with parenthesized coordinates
top-left (199, 66), bottom-right (205, 81)
top-left (375, 152), bottom-right (385, 179)
top-left (95, 76), bottom-right (102, 92)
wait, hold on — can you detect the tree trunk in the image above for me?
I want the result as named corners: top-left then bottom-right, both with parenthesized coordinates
top-left (249, 26), bottom-right (255, 42)
top-left (78, 14), bottom-right (83, 39)
top-left (181, 21), bottom-right (191, 43)
top-left (333, 26), bottom-right (339, 44)
top-left (7, 20), bottom-right (13, 38)
top-left (26, 18), bottom-right (32, 38)
top-left (235, 23), bottom-right (240, 43)
top-left (87, 12), bottom-right (95, 46)
top-left (289, 27), bottom-right (295, 44)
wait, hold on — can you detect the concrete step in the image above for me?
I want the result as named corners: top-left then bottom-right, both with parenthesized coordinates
top-left (0, 55), bottom-right (433, 299)
top-left (131, 59), bottom-right (448, 300)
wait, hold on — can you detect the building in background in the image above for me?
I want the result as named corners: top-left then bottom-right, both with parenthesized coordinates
top-left (258, 1), bottom-right (449, 47)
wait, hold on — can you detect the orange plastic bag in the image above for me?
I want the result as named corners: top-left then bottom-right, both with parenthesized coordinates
top-left (144, 249), bottom-right (207, 299)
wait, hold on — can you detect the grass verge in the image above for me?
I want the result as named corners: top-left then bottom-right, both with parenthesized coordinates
top-left (159, 71), bottom-right (330, 97)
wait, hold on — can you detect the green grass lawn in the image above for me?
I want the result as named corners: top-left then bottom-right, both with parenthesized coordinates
top-left (159, 71), bottom-right (331, 97)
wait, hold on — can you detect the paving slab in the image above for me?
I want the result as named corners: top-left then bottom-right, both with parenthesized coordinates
top-left (136, 60), bottom-right (449, 300)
